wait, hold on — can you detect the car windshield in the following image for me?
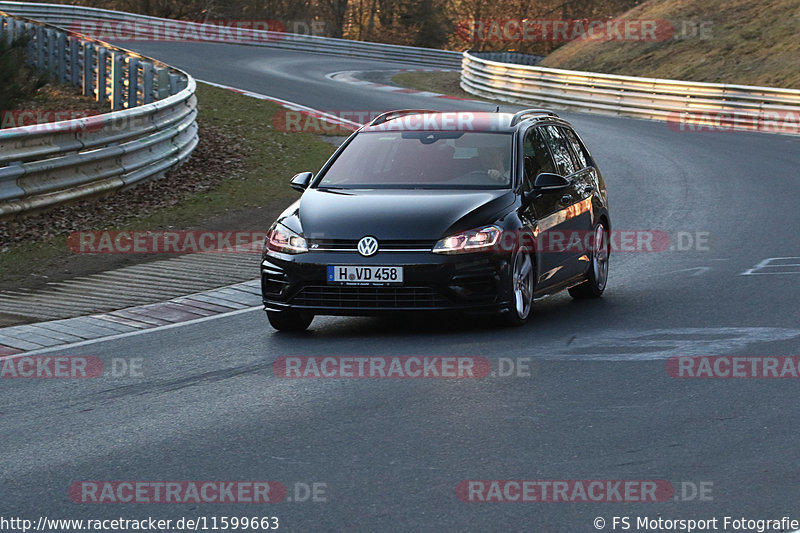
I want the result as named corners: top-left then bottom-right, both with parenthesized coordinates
top-left (316, 131), bottom-right (514, 189)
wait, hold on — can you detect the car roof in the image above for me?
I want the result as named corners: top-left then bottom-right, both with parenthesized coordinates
top-left (357, 109), bottom-right (573, 134)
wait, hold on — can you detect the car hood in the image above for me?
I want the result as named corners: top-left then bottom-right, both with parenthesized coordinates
top-left (290, 188), bottom-right (516, 241)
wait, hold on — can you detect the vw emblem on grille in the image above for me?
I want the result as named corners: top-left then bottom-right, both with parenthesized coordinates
top-left (357, 236), bottom-right (379, 257)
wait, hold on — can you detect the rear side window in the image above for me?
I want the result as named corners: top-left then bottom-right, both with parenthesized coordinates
top-left (561, 127), bottom-right (591, 170)
top-left (541, 126), bottom-right (577, 176)
top-left (522, 128), bottom-right (556, 191)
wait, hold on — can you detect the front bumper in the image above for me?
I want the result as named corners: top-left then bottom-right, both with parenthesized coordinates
top-left (261, 250), bottom-right (512, 316)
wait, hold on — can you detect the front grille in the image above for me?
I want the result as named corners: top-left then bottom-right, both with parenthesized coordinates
top-left (307, 239), bottom-right (435, 251)
top-left (290, 285), bottom-right (449, 308)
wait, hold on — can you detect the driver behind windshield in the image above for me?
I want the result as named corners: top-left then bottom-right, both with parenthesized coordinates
top-left (478, 146), bottom-right (510, 184)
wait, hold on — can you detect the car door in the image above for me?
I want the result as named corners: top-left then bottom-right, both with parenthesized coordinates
top-left (560, 126), bottom-right (601, 273)
top-left (560, 125), bottom-right (598, 222)
top-left (539, 125), bottom-right (590, 279)
top-left (519, 126), bottom-right (573, 289)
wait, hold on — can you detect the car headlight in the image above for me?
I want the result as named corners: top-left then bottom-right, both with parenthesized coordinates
top-left (432, 225), bottom-right (502, 254)
top-left (266, 223), bottom-right (308, 254)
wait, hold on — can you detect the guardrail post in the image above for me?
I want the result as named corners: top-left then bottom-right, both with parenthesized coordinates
top-left (127, 57), bottom-right (139, 108)
top-left (156, 68), bottom-right (170, 99)
top-left (169, 72), bottom-right (180, 95)
top-left (35, 25), bottom-right (44, 68)
top-left (24, 22), bottom-right (36, 66)
top-left (69, 36), bottom-right (80, 85)
top-left (96, 46), bottom-right (108, 104)
top-left (57, 32), bottom-right (68, 83)
top-left (47, 28), bottom-right (58, 76)
top-left (143, 62), bottom-right (154, 104)
top-left (111, 51), bottom-right (125, 109)
top-left (167, 73), bottom-right (187, 95)
top-left (83, 42), bottom-right (94, 98)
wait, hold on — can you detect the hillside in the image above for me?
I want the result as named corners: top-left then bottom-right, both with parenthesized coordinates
top-left (539, 0), bottom-right (800, 88)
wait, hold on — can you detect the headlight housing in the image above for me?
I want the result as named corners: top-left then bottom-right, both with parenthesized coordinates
top-left (432, 225), bottom-right (502, 254)
top-left (266, 223), bottom-right (308, 254)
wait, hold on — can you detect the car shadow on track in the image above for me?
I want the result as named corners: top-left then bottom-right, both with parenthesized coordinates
top-left (268, 293), bottom-right (618, 340)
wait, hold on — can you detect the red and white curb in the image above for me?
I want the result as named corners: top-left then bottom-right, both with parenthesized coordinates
top-left (326, 69), bottom-right (478, 102)
top-left (0, 278), bottom-right (263, 357)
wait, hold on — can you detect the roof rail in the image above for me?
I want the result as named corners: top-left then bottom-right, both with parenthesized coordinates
top-left (369, 109), bottom-right (438, 126)
top-left (509, 109), bottom-right (559, 126)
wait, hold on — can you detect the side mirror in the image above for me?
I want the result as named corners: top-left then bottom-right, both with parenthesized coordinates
top-left (290, 172), bottom-right (313, 192)
top-left (533, 172), bottom-right (570, 192)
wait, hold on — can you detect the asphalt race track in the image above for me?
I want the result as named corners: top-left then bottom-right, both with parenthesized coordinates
top-left (2, 42), bottom-right (800, 532)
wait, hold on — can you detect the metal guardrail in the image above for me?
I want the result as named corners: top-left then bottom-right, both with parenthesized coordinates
top-left (461, 51), bottom-right (800, 133)
top-left (0, 1), bottom-right (462, 69)
top-left (468, 51), bottom-right (543, 66)
top-left (0, 10), bottom-right (197, 219)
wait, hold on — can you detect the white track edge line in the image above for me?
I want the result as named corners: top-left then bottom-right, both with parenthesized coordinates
top-left (1, 306), bottom-right (261, 359)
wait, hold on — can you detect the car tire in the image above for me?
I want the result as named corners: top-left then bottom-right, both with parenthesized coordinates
top-left (503, 249), bottom-right (535, 326)
top-left (267, 310), bottom-right (314, 332)
top-left (569, 221), bottom-right (610, 299)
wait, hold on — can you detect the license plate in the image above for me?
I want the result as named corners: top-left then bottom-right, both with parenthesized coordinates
top-left (328, 266), bottom-right (403, 285)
